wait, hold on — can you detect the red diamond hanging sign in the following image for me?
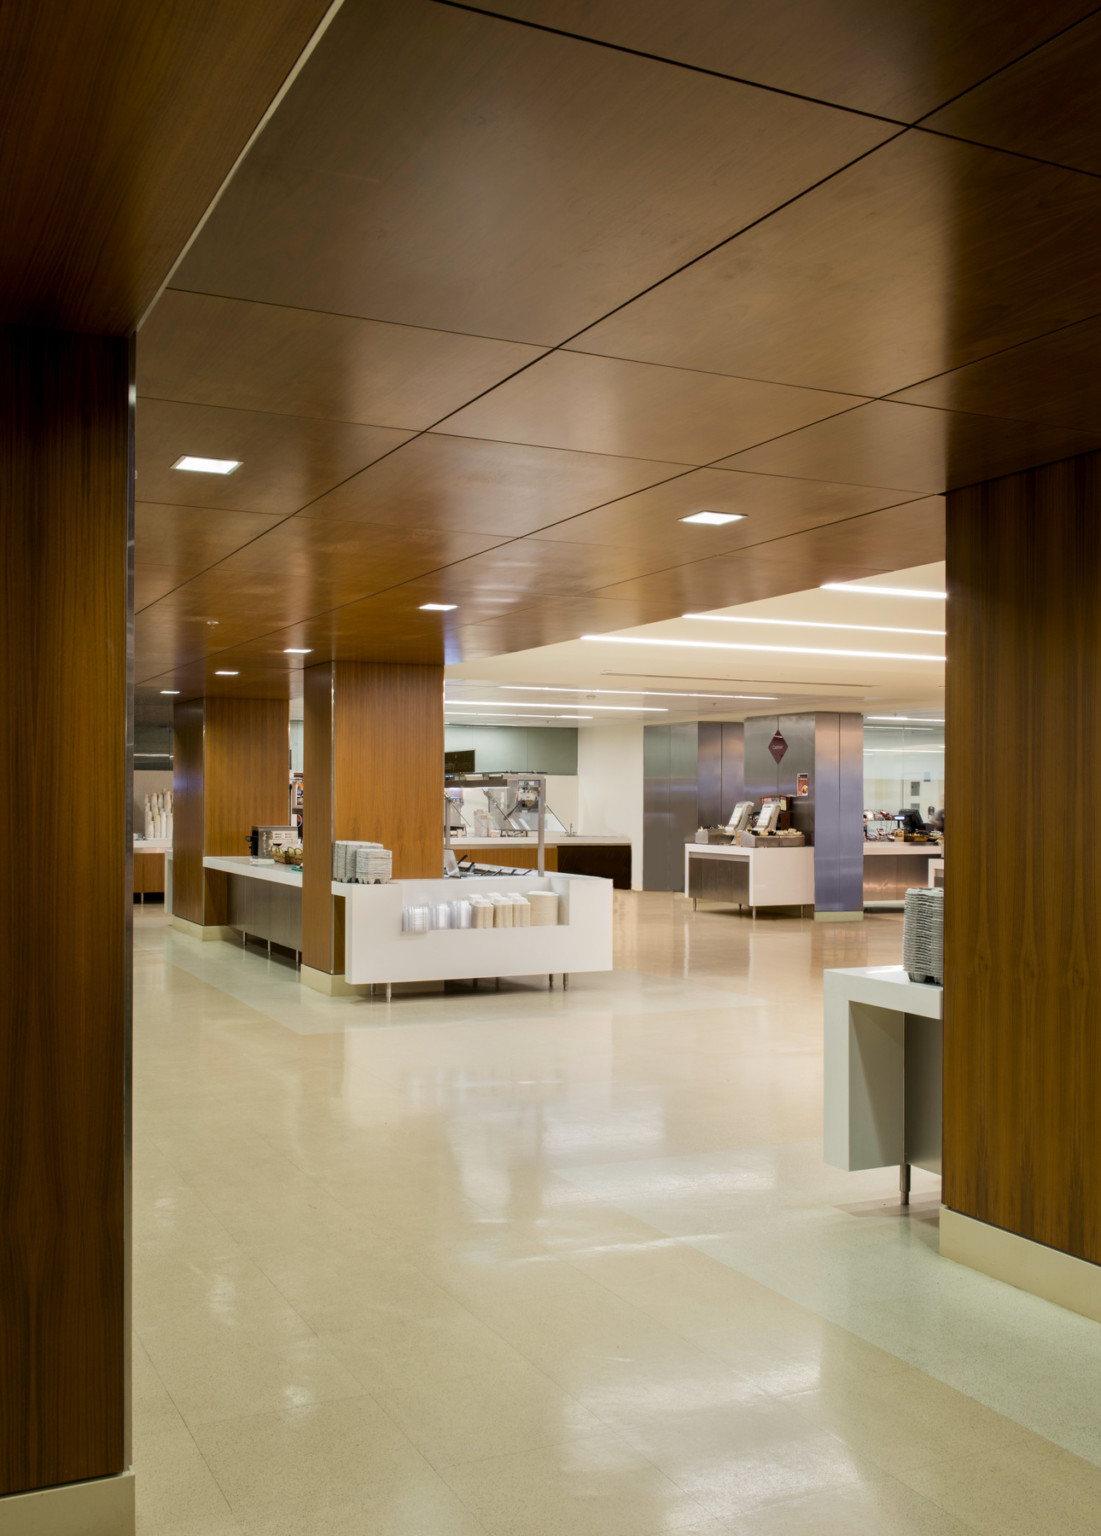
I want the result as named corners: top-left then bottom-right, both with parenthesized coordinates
top-left (768, 730), bottom-right (788, 764)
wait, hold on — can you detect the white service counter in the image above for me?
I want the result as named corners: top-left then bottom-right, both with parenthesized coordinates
top-left (343, 873), bottom-right (612, 986)
top-left (683, 842), bottom-right (815, 913)
top-left (200, 858), bottom-right (614, 990)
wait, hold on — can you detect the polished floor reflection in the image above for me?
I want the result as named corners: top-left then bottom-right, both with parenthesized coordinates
top-left (133, 895), bottom-right (1101, 1535)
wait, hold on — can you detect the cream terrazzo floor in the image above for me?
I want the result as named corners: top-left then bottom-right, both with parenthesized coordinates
top-left (131, 895), bottom-right (1101, 1535)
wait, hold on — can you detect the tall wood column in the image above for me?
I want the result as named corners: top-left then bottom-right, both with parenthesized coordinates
top-left (172, 696), bottom-right (290, 928)
top-left (0, 325), bottom-right (131, 1499)
top-left (303, 661), bottom-right (444, 977)
top-left (945, 450), bottom-right (1101, 1266)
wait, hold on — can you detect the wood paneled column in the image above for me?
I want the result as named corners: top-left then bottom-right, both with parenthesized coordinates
top-left (172, 696), bottom-right (289, 929)
top-left (945, 451), bottom-right (1101, 1268)
top-left (302, 661), bottom-right (443, 978)
top-left (0, 326), bottom-right (130, 1500)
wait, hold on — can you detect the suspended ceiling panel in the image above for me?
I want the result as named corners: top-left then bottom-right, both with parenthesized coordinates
top-left (132, 0), bottom-right (1101, 702)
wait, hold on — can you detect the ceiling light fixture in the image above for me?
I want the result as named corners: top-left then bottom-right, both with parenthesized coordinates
top-left (680, 511), bottom-right (744, 526)
top-left (283, 648), bottom-right (313, 654)
top-left (820, 582), bottom-right (945, 599)
top-left (582, 636), bottom-right (944, 663)
top-left (444, 710), bottom-right (594, 720)
top-left (500, 685), bottom-right (778, 701)
top-left (420, 603), bottom-right (458, 611)
top-left (214, 670), bottom-right (239, 676)
top-left (172, 455), bottom-right (241, 475)
top-left (683, 613), bottom-right (945, 638)
top-left (443, 699), bottom-right (667, 712)
top-left (159, 689), bottom-right (180, 695)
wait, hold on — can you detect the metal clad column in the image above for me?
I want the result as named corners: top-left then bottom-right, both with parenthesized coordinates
top-left (814, 712), bottom-right (864, 917)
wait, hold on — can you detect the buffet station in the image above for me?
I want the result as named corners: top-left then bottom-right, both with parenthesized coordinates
top-left (685, 797), bottom-right (814, 914)
top-left (197, 773), bottom-right (614, 997)
top-left (444, 771), bottom-right (631, 886)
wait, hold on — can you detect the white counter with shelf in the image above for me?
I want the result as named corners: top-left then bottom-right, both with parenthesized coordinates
top-left (199, 858), bottom-right (614, 989)
top-left (342, 873), bottom-right (612, 985)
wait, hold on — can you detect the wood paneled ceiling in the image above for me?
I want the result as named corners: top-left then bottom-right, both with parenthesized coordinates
top-left (132, 0), bottom-right (1101, 703)
top-left (0, 1), bottom-right (336, 333)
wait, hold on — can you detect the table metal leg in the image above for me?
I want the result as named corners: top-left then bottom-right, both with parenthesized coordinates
top-left (385, 982), bottom-right (392, 1003)
top-left (900, 1162), bottom-right (911, 1206)
top-left (563, 973), bottom-right (569, 990)
top-left (548, 973), bottom-right (554, 989)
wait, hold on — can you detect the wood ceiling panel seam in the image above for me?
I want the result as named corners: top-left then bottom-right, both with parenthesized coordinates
top-left (882, 305), bottom-right (1101, 406)
top-left (912, 124), bottom-right (1101, 183)
top-left (160, 286), bottom-right (554, 351)
top-left (504, 126), bottom-right (907, 361)
top-left (576, 492), bottom-right (938, 597)
top-left (138, 389), bottom-right (424, 433)
top-left (429, 0), bottom-right (909, 125)
top-left (906, 4), bottom-right (1101, 127)
top-left (456, 1), bottom-right (1101, 127)
top-left (557, 347), bottom-right (871, 400)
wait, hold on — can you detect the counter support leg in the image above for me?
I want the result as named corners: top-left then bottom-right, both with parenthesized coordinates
top-left (900, 1163), bottom-right (911, 1207)
top-left (385, 982), bottom-right (392, 1003)
top-left (548, 973), bottom-right (554, 989)
top-left (563, 973), bottom-right (569, 991)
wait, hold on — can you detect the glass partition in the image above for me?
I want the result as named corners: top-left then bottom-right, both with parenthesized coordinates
top-left (863, 717), bottom-right (944, 832)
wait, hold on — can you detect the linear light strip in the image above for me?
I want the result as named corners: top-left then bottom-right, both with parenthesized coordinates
top-left (682, 613), bottom-right (944, 638)
top-left (444, 699), bottom-right (667, 712)
top-left (499, 685), bottom-right (779, 700)
top-left (445, 711), bottom-right (593, 720)
top-left (866, 715), bottom-right (945, 723)
top-left (582, 636), bottom-right (945, 663)
top-left (821, 583), bottom-right (945, 599)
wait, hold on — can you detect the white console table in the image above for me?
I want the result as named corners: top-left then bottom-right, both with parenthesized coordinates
top-left (823, 965), bottom-right (943, 1203)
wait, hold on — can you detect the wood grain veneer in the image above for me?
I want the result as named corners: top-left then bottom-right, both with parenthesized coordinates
top-left (302, 662), bottom-right (444, 973)
top-left (0, 325), bottom-right (129, 1493)
top-left (944, 451), bottom-right (1101, 1264)
top-left (0, 0), bottom-right (333, 332)
top-left (173, 696), bottom-right (288, 926)
top-left (488, 0), bottom-right (1092, 122)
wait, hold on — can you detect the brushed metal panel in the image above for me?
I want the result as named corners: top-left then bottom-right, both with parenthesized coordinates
top-left (743, 714), bottom-right (780, 803)
top-left (779, 712), bottom-right (816, 844)
top-left (696, 722), bottom-right (723, 828)
top-left (812, 712), bottom-right (864, 912)
top-left (720, 723), bottom-right (745, 825)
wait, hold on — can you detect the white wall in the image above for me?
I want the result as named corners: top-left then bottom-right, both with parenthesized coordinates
top-left (577, 722), bottom-right (645, 889)
top-left (544, 775), bottom-right (579, 831)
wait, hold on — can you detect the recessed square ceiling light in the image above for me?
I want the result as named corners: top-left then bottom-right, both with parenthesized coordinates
top-left (214, 670), bottom-right (239, 676)
top-left (419, 603), bottom-right (457, 611)
top-left (680, 511), bottom-right (743, 526)
top-left (283, 648), bottom-right (312, 654)
top-left (172, 455), bottom-right (242, 474)
top-left (160, 689), bottom-right (180, 695)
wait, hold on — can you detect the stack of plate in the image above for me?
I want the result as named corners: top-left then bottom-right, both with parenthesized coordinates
top-left (401, 903), bottom-right (430, 932)
top-left (903, 887), bottom-right (943, 985)
top-left (354, 846), bottom-right (392, 884)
